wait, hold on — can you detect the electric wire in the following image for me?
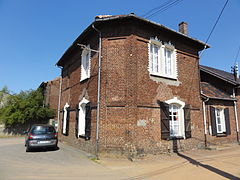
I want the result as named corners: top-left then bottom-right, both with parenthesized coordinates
top-left (200, 0), bottom-right (229, 58)
top-left (234, 45), bottom-right (240, 65)
top-left (142, 0), bottom-right (183, 19)
top-left (142, 0), bottom-right (177, 18)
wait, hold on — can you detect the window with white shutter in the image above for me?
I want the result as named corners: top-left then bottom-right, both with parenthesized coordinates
top-left (62, 102), bottom-right (70, 135)
top-left (80, 45), bottom-right (91, 81)
top-left (77, 97), bottom-right (91, 139)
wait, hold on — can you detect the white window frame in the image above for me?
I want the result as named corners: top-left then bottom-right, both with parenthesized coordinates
top-left (148, 38), bottom-right (177, 79)
top-left (80, 45), bottom-right (91, 81)
top-left (63, 102), bottom-right (70, 135)
top-left (215, 108), bottom-right (226, 134)
top-left (78, 97), bottom-right (89, 137)
top-left (166, 97), bottom-right (185, 138)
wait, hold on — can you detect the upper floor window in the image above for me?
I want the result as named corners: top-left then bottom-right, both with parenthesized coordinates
top-left (148, 38), bottom-right (177, 79)
top-left (80, 45), bottom-right (91, 81)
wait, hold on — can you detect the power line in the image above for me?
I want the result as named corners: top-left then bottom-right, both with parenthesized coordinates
top-left (142, 0), bottom-right (177, 17)
top-left (234, 45), bottom-right (240, 65)
top-left (200, 0), bottom-right (229, 57)
top-left (142, 0), bottom-right (184, 19)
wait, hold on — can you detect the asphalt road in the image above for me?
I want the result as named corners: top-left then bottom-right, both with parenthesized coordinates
top-left (0, 137), bottom-right (127, 180)
top-left (1, 137), bottom-right (240, 180)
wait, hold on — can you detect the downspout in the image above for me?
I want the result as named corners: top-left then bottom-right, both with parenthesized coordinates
top-left (233, 88), bottom-right (240, 144)
top-left (202, 96), bottom-right (209, 148)
top-left (92, 24), bottom-right (102, 159)
top-left (57, 67), bottom-right (63, 132)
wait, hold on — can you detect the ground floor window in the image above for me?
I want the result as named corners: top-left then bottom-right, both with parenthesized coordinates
top-left (76, 97), bottom-right (91, 140)
top-left (215, 108), bottom-right (226, 134)
top-left (210, 106), bottom-right (230, 136)
top-left (160, 97), bottom-right (191, 140)
top-left (62, 102), bottom-right (70, 135)
top-left (169, 104), bottom-right (182, 137)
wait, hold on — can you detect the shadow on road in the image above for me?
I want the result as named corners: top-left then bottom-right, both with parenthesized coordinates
top-left (173, 139), bottom-right (239, 180)
top-left (27, 147), bottom-right (60, 153)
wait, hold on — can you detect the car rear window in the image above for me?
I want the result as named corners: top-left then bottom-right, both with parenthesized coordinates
top-left (30, 126), bottom-right (56, 135)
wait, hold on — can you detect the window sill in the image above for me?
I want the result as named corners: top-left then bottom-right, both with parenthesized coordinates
top-left (169, 136), bottom-right (184, 140)
top-left (80, 77), bottom-right (90, 83)
top-left (150, 73), bottom-right (177, 81)
top-left (216, 133), bottom-right (227, 137)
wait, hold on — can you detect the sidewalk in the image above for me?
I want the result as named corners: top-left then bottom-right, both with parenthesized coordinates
top-left (99, 144), bottom-right (240, 180)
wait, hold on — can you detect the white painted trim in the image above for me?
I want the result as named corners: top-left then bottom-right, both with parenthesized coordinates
top-left (63, 102), bottom-right (70, 135)
top-left (78, 97), bottom-right (90, 137)
top-left (149, 37), bottom-right (162, 46)
top-left (165, 97), bottom-right (185, 107)
top-left (202, 101), bottom-right (208, 135)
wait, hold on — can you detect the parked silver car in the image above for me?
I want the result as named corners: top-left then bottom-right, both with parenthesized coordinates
top-left (24, 124), bottom-right (58, 152)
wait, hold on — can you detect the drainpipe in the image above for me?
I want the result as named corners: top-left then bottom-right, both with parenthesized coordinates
top-left (57, 67), bottom-right (63, 132)
top-left (92, 24), bottom-right (102, 159)
top-left (233, 88), bottom-right (240, 144)
top-left (202, 97), bottom-right (209, 148)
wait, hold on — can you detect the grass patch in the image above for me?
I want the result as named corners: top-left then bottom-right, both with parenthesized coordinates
top-left (90, 157), bottom-right (100, 164)
top-left (0, 134), bottom-right (24, 138)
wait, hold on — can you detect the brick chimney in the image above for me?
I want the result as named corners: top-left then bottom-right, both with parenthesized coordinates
top-left (179, 22), bottom-right (188, 35)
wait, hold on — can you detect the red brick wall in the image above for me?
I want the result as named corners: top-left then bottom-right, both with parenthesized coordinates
top-left (43, 77), bottom-right (60, 118)
top-left (58, 19), bottom-right (208, 157)
top-left (205, 100), bottom-right (239, 145)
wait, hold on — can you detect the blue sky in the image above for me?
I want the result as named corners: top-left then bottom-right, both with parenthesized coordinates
top-left (0, 0), bottom-right (239, 93)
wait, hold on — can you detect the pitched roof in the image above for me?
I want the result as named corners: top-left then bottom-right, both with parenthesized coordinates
top-left (94, 14), bottom-right (208, 46)
top-left (200, 82), bottom-right (236, 101)
top-left (200, 65), bottom-right (240, 85)
top-left (56, 14), bottom-right (209, 66)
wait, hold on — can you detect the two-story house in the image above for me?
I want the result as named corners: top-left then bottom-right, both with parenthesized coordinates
top-left (56, 14), bottom-right (209, 157)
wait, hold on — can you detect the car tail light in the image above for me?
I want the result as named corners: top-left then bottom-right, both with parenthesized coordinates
top-left (54, 132), bottom-right (58, 138)
top-left (28, 133), bottom-right (33, 139)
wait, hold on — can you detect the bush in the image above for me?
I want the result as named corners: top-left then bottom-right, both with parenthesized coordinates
top-left (0, 88), bottom-right (55, 128)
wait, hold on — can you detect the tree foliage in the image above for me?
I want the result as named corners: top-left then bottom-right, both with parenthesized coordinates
top-left (0, 88), bottom-right (55, 127)
top-left (0, 86), bottom-right (10, 107)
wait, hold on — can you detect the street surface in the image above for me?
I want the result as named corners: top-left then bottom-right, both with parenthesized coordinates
top-left (0, 137), bottom-right (240, 180)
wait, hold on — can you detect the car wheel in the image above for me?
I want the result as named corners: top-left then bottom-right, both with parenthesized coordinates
top-left (26, 145), bottom-right (31, 152)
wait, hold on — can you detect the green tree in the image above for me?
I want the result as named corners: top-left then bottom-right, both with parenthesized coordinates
top-left (0, 86), bottom-right (11, 108)
top-left (0, 88), bottom-right (55, 127)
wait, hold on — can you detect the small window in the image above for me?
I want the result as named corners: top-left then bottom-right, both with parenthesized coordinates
top-left (215, 108), bottom-right (226, 134)
top-left (80, 45), bottom-right (91, 81)
top-left (148, 38), bottom-right (177, 79)
top-left (210, 107), bottom-right (231, 136)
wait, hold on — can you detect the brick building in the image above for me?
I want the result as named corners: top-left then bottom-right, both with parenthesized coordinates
top-left (55, 14), bottom-right (213, 158)
top-left (200, 65), bottom-right (240, 146)
top-left (40, 77), bottom-right (61, 128)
